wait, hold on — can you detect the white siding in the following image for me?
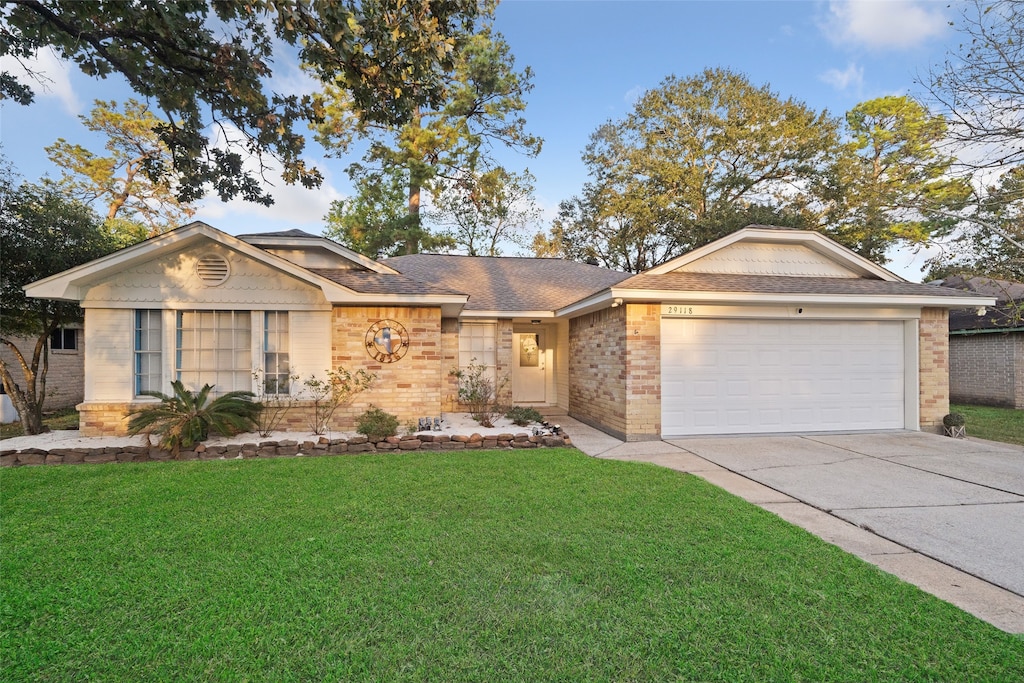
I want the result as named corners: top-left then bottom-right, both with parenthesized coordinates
top-left (289, 311), bottom-right (332, 382)
top-left (82, 242), bottom-right (329, 309)
top-left (674, 242), bottom-right (860, 278)
top-left (83, 309), bottom-right (134, 401)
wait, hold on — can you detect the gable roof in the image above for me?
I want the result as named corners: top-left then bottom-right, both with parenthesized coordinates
top-left (385, 254), bottom-right (632, 314)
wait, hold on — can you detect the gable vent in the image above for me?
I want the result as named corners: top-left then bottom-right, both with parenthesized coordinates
top-left (195, 255), bottom-right (230, 286)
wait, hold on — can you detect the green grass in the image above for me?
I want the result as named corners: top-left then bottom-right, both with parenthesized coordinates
top-left (3, 451), bottom-right (1022, 681)
top-left (952, 403), bottom-right (1024, 446)
top-left (0, 407), bottom-right (79, 439)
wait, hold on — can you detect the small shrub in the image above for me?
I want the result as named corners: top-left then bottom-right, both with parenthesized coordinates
top-left (506, 406), bottom-right (544, 426)
top-left (357, 405), bottom-right (399, 442)
top-left (127, 381), bottom-right (260, 456)
top-left (302, 367), bottom-right (376, 435)
top-left (943, 412), bottom-right (966, 428)
top-left (450, 359), bottom-right (508, 428)
top-left (251, 369), bottom-right (300, 437)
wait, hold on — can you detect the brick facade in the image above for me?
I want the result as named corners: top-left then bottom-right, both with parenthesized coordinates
top-left (949, 332), bottom-right (1024, 409)
top-left (1, 331), bottom-right (84, 412)
top-left (569, 306), bottom-right (628, 438)
top-left (624, 304), bottom-right (661, 440)
top-left (918, 307), bottom-right (950, 431)
top-left (331, 306), bottom-right (444, 429)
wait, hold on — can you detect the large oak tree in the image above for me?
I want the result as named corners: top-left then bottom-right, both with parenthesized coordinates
top-left (2, 0), bottom-right (485, 205)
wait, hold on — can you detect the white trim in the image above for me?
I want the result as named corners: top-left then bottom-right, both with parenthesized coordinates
top-left (904, 319), bottom-right (920, 431)
top-left (458, 309), bottom-right (556, 319)
top-left (645, 227), bottom-right (903, 281)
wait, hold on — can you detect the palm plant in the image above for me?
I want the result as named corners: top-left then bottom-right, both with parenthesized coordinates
top-left (128, 380), bottom-right (261, 456)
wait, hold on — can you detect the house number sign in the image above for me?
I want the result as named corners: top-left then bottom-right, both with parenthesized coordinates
top-left (365, 319), bottom-right (409, 363)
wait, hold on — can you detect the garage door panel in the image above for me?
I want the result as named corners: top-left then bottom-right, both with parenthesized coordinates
top-left (662, 319), bottom-right (906, 436)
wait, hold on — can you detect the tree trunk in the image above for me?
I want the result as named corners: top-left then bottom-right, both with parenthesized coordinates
top-left (0, 333), bottom-right (50, 435)
top-left (407, 181), bottom-right (421, 254)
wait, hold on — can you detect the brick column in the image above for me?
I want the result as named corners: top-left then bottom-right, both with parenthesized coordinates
top-left (918, 307), bottom-right (949, 431)
top-left (624, 303), bottom-right (661, 441)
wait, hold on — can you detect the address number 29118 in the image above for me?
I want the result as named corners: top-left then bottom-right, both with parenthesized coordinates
top-left (663, 305), bottom-right (695, 316)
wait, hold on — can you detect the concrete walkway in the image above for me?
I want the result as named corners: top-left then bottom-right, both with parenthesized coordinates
top-left (561, 417), bottom-right (1024, 634)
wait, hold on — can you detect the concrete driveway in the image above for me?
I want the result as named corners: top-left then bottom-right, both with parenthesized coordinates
top-left (565, 421), bottom-right (1024, 633)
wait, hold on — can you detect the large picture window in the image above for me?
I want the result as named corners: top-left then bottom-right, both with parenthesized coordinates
top-left (176, 310), bottom-right (251, 393)
top-left (263, 311), bottom-right (290, 395)
top-left (134, 310), bottom-right (162, 396)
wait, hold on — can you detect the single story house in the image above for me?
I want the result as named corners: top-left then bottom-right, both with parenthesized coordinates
top-left (939, 275), bottom-right (1024, 409)
top-left (25, 221), bottom-right (994, 440)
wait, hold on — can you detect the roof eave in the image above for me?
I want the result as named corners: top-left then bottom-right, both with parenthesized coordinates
top-left (240, 234), bottom-right (399, 274)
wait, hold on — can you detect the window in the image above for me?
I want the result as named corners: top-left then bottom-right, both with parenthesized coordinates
top-left (176, 311), bottom-right (251, 393)
top-left (134, 310), bottom-right (162, 395)
top-left (50, 328), bottom-right (77, 351)
top-left (263, 311), bottom-right (290, 395)
top-left (459, 322), bottom-right (497, 380)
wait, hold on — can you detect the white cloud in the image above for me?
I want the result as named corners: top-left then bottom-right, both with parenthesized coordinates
top-left (821, 0), bottom-right (948, 50)
top-left (623, 85), bottom-right (646, 106)
top-left (0, 49), bottom-right (81, 115)
top-left (820, 62), bottom-right (864, 91)
top-left (197, 123), bottom-right (344, 233)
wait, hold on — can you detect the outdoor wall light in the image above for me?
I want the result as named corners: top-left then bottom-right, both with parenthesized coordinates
top-left (611, 298), bottom-right (623, 307)
top-left (531, 319), bottom-right (541, 325)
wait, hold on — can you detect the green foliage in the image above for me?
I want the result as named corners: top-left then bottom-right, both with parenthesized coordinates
top-left (3, 453), bottom-right (1022, 679)
top-left (450, 359), bottom-right (508, 428)
top-left (943, 412), bottom-right (967, 428)
top-left (127, 381), bottom-right (260, 455)
top-left (323, 167), bottom-right (451, 258)
top-left (45, 99), bottom-right (195, 236)
top-left (301, 368), bottom-right (376, 435)
top-left (926, 166), bottom-right (1024, 281)
top-left (541, 68), bottom-right (837, 271)
top-left (2, 0), bottom-right (486, 205)
top-left (356, 404), bottom-right (400, 442)
top-left (317, 21), bottom-right (541, 254)
top-left (817, 95), bottom-right (970, 263)
top-left (0, 173), bottom-right (120, 433)
top-left (506, 405), bottom-right (543, 427)
top-left (433, 166), bottom-right (541, 255)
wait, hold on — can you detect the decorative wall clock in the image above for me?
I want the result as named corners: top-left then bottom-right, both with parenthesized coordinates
top-left (364, 319), bottom-right (409, 363)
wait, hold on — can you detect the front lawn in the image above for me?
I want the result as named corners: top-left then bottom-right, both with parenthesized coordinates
top-left (2, 451), bottom-right (1021, 680)
top-left (952, 403), bottom-right (1024, 446)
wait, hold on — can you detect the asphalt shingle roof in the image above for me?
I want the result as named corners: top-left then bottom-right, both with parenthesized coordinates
top-left (384, 254), bottom-right (632, 311)
top-left (616, 272), bottom-right (982, 298)
top-left (307, 269), bottom-right (465, 296)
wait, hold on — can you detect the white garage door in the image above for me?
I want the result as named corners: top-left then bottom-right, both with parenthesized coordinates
top-left (661, 319), bottom-right (905, 436)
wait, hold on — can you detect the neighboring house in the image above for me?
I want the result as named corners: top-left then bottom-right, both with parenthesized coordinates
top-left (937, 275), bottom-right (1024, 409)
top-left (0, 326), bottom-right (85, 421)
top-left (24, 222), bottom-right (993, 440)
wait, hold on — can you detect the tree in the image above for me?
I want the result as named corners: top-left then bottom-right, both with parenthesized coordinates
top-left (2, 0), bottom-right (485, 205)
top-left (0, 178), bottom-right (119, 434)
top-left (540, 68), bottom-right (838, 271)
top-left (923, 0), bottom-right (1024, 172)
top-left (323, 166), bottom-right (452, 258)
top-left (317, 22), bottom-right (541, 253)
top-left (46, 98), bottom-right (195, 239)
top-left (816, 96), bottom-right (970, 263)
top-left (926, 166), bottom-right (1024, 280)
top-left (433, 166), bottom-right (540, 255)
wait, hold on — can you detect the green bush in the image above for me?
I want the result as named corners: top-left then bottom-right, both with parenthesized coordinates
top-left (506, 406), bottom-right (544, 426)
top-left (943, 412), bottom-right (966, 428)
top-left (127, 381), bottom-right (260, 455)
top-left (356, 405), bottom-right (399, 442)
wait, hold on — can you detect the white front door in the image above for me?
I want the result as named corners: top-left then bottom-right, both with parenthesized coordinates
top-left (512, 331), bottom-right (547, 403)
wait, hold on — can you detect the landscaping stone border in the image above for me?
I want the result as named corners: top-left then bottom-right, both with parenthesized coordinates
top-left (0, 431), bottom-right (574, 467)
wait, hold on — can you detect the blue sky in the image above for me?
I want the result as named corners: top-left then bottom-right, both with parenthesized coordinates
top-left (0, 1), bottom-right (961, 280)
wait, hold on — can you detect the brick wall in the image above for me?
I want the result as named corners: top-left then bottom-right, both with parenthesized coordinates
top-left (331, 306), bottom-right (444, 429)
top-left (918, 308), bottom-right (950, 431)
top-left (624, 304), bottom-right (661, 440)
top-left (949, 332), bottom-right (1024, 409)
top-left (569, 306), bottom-right (628, 438)
top-left (0, 332), bottom-right (84, 410)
